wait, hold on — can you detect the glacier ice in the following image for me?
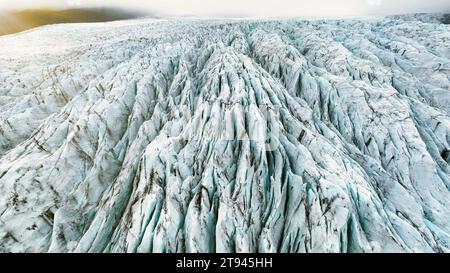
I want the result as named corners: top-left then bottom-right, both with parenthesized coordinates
top-left (0, 14), bottom-right (449, 253)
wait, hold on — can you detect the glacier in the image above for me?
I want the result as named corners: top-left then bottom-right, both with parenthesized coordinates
top-left (0, 14), bottom-right (449, 253)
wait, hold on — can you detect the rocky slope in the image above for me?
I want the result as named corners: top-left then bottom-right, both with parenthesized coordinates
top-left (0, 14), bottom-right (449, 253)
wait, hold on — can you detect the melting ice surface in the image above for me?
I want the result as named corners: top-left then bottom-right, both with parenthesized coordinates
top-left (0, 14), bottom-right (449, 253)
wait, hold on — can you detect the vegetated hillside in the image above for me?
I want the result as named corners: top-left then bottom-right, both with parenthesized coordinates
top-left (0, 8), bottom-right (146, 36)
